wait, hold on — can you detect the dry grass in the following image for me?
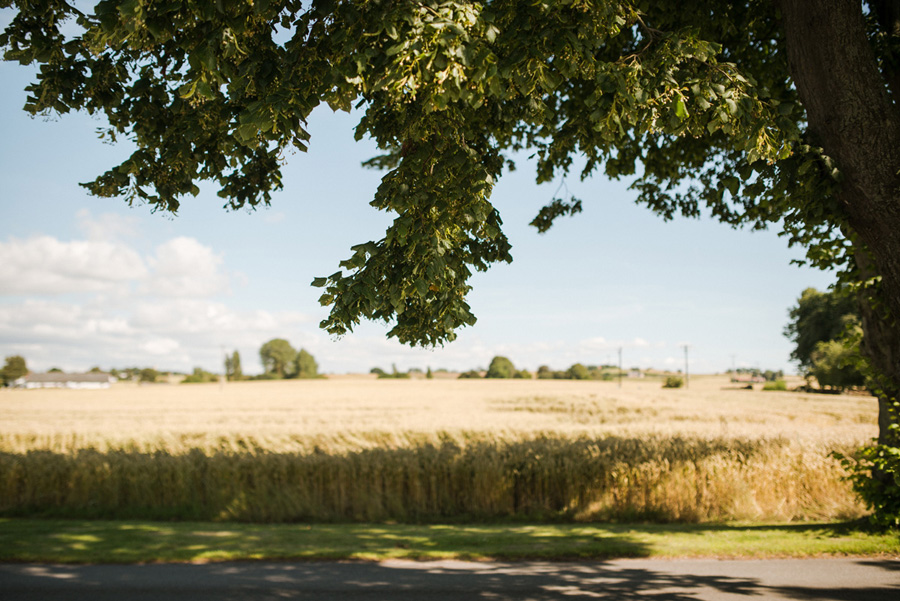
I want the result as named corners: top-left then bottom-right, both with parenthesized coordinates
top-left (0, 376), bottom-right (878, 523)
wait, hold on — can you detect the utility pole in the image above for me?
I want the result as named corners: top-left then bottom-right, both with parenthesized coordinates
top-left (618, 347), bottom-right (623, 388)
top-left (682, 344), bottom-right (690, 388)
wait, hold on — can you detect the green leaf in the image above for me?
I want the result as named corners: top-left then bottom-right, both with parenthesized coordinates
top-left (722, 175), bottom-right (739, 196)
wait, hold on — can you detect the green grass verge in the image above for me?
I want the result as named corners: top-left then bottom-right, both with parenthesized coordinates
top-left (1, 519), bottom-right (897, 563)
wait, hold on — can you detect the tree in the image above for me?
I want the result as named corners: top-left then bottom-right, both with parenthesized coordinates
top-left (259, 339), bottom-right (297, 379)
top-left (4, 1), bottom-right (900, 514)
top-left (295, 348), bottom-right (318, 379)
top-left (567, 363), bottom-right (591, 380)
top-left (811, 339), bottom-right (867, 392)
top-left (1, 355), bottom-right (27, 387)
top-left (486, 356), bottom-right (515, 379)
top-left (785, 288), bottom-right (860, 371)
top-left (225, 350), bottom-right (243, 381)
top-left (536, 366), bottom-right (556, 380)
top-left (138, 368), bottom-right (158, 383)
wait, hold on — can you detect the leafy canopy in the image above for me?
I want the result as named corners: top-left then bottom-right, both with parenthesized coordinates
top-left (486, 355), bottom-right (515, 378)
top-left (2, 0), bottom-right (844, 346)
top-left (1, 355), bottom-right (28, 386)
top-left (784, 287), bottom-right (860, 370)
top-left (259, 338), bottom-right (297, 377)
top-left (295, 348), bottom-right (318, 378)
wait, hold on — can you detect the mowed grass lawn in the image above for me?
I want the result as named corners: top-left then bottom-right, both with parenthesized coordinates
top-left (1, 375), bottom-right (893, 561)
top-left (3, 519), bottom-right (898, 563)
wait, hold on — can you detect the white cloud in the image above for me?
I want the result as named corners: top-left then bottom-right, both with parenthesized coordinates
top-left (144, 237), bottom-right (229, 297)
top-left (0, 230), bottom-right (317, 372)
top-left (264, 211), bottom-right (286, 224)
top-left (76, 210), bottom-right (141, 242)
top-left (0, 236), bottom-right (146, 294)
top-left (0, 296), bottom-right (313, 373)
top-left (141, 337), bottom-right (181, 355)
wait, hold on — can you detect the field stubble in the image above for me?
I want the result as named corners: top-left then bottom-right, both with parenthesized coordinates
top-left (0, 377), bottom-right (878, 524)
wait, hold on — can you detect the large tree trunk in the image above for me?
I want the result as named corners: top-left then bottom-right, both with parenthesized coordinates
top-left (778, 0), bottom-right (900, 448)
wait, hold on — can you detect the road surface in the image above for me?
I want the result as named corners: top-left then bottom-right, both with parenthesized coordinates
top-left (2, 558), bottom-right (898, 600)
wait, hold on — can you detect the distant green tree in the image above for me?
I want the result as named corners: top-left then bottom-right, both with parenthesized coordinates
top-left (457, 370), bottom-right (482, 379)
top-left (370, 367), bottom-right (385, 376)
top-left (426, 366), bottom-right (433, 379)
top-left (762, 369), bottom-right (784, 382)
top-left (1, 355), bottom-right (27, 386)
top-left (225, 350), bottom-right (243, 381)
top-left (259, 338), bottom-right (297, 378)
top-left (513, 369), bottom-right (532, 379)
top-left (47, 367), bottom-right (63, 373)
top-left (566, 363), bottom-right (590, 380)
top-left (536, 365), bottom-right (555, 380)
top-left (811, 339), bottom-right (867, 392)
top-left (295, 349), bottom-right (318, 379)
top-left (486, 356), bottom-right (515, 379)
top-left (89, 366), bottom-right (102, 373)
top-left (139, 368), bottom-right (158, 383)
top-left (785, 288), bottom-right (860, 371)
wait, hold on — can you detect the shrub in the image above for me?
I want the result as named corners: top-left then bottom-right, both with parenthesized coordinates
top-left (663, 376), bottom-right (684, 389)
top-left (835, 444), bottom-right (900, 528)
top-left (181, 368), bottom-right (218, 384)
top-left (762, 380), bottom-right (788, 391)
top-left (457, 370), bottom-right (482, 379)
top-left (513, 369), bottom-right (532, 379)
top-left (377, 371), bottom-right (410, 379)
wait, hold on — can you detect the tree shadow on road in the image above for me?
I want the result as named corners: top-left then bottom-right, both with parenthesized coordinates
top-left (2, 557), bottom-right (898, 601)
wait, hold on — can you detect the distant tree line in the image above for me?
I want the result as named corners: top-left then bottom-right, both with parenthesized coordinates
top-left (728, 367), bottom-right (785, 382)
top-left (452, 357), bottom-right (626, 381)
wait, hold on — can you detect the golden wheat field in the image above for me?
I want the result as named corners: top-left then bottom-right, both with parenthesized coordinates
top-left (0, 376), bottom-right (879, 523)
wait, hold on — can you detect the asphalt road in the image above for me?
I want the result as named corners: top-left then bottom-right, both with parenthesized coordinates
top-left (2, 558), bottom-right (898, 600)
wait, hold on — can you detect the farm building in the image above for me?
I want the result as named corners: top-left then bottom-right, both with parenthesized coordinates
top-left (14, 372), bottom-right (116, 389)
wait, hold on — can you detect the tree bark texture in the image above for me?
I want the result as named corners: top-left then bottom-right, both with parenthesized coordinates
top-left (778, 0), bottom-right (900, 446)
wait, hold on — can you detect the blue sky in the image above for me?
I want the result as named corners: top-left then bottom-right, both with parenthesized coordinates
top-left (0, 57), bottom-right (836, 376)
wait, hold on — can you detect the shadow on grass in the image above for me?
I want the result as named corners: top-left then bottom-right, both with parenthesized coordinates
top-left (0, 520), bottom-right (653, 563)
top-left (2, 519), bottom-right (898, 565)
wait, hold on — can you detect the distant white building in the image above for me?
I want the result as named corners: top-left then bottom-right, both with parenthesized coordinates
top-left (14, 372), bottom-right (116, 389)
